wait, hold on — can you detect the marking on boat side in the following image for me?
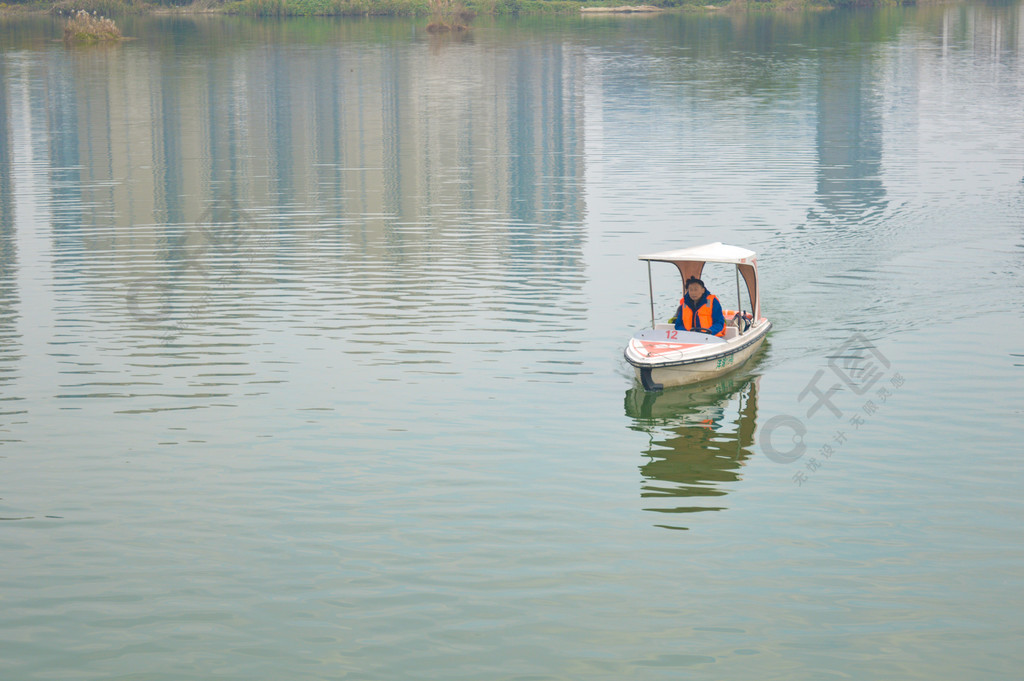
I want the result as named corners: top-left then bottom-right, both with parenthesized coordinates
top-left (636, 340), bottom-right (701, 357)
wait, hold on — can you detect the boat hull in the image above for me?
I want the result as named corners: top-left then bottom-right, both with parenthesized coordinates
top-left (626, 321), bottom-right (771, 390)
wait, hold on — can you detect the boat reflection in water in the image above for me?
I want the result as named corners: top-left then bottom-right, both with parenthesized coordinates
top-left (625, 371), bottom-right (760, 531)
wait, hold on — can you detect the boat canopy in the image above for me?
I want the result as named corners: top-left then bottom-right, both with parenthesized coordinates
top-left (638, 242), bottom-right (761, 321)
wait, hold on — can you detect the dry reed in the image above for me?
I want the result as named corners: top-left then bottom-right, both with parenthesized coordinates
top-left (63, 9), bottom-right (123, 43)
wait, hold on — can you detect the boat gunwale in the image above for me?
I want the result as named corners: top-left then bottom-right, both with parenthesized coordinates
top-left (624, 321), bottom-right (771, 369)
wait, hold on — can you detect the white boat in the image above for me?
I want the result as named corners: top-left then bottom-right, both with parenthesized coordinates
top-left (624, 242), bottom-right (771, 391)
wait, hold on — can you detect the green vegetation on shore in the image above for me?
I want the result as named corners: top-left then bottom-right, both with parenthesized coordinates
top-left (2, 0), bottom-right (913, 20)
top-left (226, 0), bottom-right (427, 17)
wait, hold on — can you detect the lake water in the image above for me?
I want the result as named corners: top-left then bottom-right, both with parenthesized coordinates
top-left (2, 6), bottom-right (1024, 679)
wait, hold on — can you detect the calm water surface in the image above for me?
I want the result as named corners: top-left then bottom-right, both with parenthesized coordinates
top-left (2, 6), bottom-right (1024, 680)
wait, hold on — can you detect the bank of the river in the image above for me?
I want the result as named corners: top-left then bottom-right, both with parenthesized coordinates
top-left (0, 0), bottom-right (911, 20)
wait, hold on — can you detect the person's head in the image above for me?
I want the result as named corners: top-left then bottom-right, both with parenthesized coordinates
top-left (685, 277), bottom-right (706, 300)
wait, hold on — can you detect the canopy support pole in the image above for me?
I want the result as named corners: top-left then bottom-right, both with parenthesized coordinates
top-left (735, 266), bottom-right (743, 334)
top-left (648, 261), bottom-right (656, 329)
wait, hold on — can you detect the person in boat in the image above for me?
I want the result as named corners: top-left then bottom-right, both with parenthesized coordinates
top-left (672, 276), bottom-right (726, 337)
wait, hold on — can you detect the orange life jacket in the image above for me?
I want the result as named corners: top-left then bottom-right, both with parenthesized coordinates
top-left (679, 293), bottom-right (725, 337)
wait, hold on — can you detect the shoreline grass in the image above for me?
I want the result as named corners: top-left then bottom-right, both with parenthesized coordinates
top-left (1, 0), bottom-right (922, 19)
top-left (52, 0), bottom-right (141, 16)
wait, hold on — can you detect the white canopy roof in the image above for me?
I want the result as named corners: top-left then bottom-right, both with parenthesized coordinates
top-left (638, 242), bottom-right (756, 265)
top-left (638, 242), bottom-right (762, 321)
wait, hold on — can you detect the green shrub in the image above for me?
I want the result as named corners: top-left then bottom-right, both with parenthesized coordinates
top-left (489, 0), bottom-right (522, 14)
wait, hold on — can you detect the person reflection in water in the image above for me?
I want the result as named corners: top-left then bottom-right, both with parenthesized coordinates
top-left (672, 277), bottom-right (725, 337)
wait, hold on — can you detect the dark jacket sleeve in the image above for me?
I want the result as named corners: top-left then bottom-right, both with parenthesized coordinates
top-left (707, 297), bottom-right (725, 336)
